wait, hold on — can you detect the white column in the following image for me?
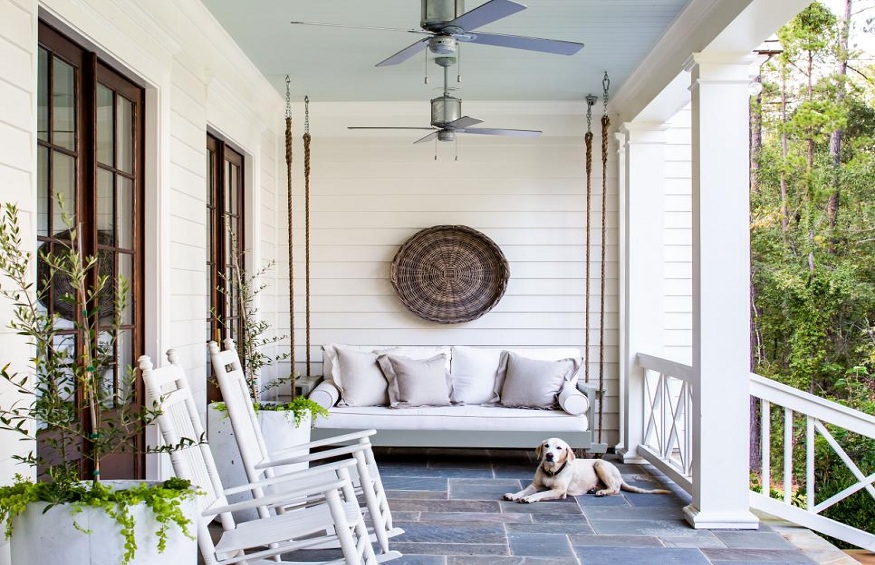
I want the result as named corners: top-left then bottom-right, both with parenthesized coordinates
top-left (618, 122), bottom-right (667, 463)
top-left (684, 52), bottom-right (759, 529)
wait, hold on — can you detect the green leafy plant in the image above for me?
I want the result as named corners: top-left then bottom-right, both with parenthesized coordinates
top-left (0, 201), bottom-right (198, 563)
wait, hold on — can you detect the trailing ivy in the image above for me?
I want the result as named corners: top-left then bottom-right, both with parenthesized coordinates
top-left (0, 476), bottom-right (198, 565)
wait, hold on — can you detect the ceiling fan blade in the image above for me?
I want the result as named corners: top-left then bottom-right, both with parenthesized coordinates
top-left (290, 21), bottom-right (428, 35)
top-left (447, 0), bottom-right (526, 32)
top-left (445, 116), bottom-right (484, 129)
top-left (467, 32), bottom-right (583, 55)
top-left (414, 131), bottom-right (441, 144)
top-left (459, 127), bottom-right (542, 137)
top-left (348, 127), bottom-right (436, 130)
top-left (376, 37), bottom-right (432, 67)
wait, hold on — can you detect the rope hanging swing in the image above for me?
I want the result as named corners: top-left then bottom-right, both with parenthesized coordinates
top-left (303, 96), bottom-right (313, 377)
top-left (583, 72), bottom-right (611, 444)
top-left (284, 76), bottom-right (297, 392)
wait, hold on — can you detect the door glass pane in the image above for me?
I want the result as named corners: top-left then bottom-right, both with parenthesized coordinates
top-left (119, 253), bottom-right (133, 325)
top-left (97, 330), bottom-right (117, 407)
top-left (117, 329), bottom-right (133, 403)
top-left (52, 59), bottom-right (76, 151)
top-left (96, 84), bottom-right (114, 166)
top-left (228, 164), bottom-right (238, 216)
top-left (51, 151), bottom-right (75, 233)
top-left (97, 168), bottom-right (114, 243)
top-left (51, 333), bottom-right (77, 403)
top-left (117, 176), bottom-right (133, 249)
top-left (38, 147), bottom-right (49, 236)
top-left (38, 48), bottom-right (48, 141)
top-left (117, 96), bottom-right (133, 174)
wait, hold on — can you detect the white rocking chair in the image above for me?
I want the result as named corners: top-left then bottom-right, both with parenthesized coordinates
top-left (140, 350), bottom-right (400, 565)
top-left (208, 339), bottom-right (402, 554)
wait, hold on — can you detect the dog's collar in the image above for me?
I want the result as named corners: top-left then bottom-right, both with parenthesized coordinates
top-left (540, 461), bottom-right (568, 477)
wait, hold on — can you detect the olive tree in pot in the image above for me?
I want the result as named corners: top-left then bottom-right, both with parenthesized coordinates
top-left (207, 228), bottom-right (326, 519)
top-left (0, 202), bottom-right (199, 564)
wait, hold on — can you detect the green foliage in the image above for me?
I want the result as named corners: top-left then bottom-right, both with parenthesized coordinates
top-left (214, 224), bottom-right (291, 400)
top-left (0, 476), bottom-right (198, 565)
top-left (751, 1), bottom-right (875, 546)
top-left (0, 201), bottom-right (198, 560)
top-left (211, 397), bottom-right (329, 428)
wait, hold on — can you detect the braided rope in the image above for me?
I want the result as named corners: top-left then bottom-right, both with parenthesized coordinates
top-left (598, 112), bottom-right (610, 444)
top-left (285, 115), bottom-right (296, 390)
top-left (303, 131), bottom-right (312, 377)
top-left (583, 130), bottom-right (593, 384)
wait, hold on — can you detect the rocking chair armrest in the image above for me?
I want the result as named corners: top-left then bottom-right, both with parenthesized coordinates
top-left (257, 443), bottom-right (369, 469)
top-left (223, 458), bottom-right (357, 496)
top-left (204, 478), bottom-right (349, 517)
top-left (276, 429), bottom-right (377, 453)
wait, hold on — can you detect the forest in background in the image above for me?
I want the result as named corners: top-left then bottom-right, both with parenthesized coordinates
top-left (749, 0), bottom-right (874, 542)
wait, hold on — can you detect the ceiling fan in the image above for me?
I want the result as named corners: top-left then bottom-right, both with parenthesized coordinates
top-left (348, 58), bottom-right (541, 144)
top-left (290, 0), bottom-right (584, 67)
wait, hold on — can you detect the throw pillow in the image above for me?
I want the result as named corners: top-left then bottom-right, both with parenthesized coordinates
top-left (557, 381), bottom-right (590, 415)
top-left (377, 353), bottom-right (452, 408)
top-left (333, 346), bottom-right (391, 406)
top-left (493, 351), bottom-right (580, 409)
top-left (450, 346), bottom-right (503, 405)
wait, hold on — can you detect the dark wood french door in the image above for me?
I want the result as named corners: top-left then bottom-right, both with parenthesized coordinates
top-left (37, 22), bottom-right (145, 480)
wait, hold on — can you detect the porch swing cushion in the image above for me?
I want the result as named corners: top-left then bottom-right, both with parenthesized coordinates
top-left (311, 344), bottom-right (597, 450)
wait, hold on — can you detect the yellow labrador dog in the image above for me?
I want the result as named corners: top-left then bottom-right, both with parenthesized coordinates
top-left (504, 437), bottom-right (670, 503)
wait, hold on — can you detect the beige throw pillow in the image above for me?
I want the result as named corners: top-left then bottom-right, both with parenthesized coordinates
top-left (493, 351), bottom-right (580, 409)
top-left (377, 353), bottom-right (453, 408)
top-left (333, 347), bottom-right (390, 406)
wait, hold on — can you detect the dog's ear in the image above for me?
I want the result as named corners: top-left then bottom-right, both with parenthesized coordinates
top-left (535, 442), bottom-right (544, 460)
top-left (566, 445), bottom-right (576, 462)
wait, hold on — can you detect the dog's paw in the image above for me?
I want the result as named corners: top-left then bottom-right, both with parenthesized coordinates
top-left (503, 493), bottom-right (517, 501)
top-left (586, 487), bottom-right (598, 495)
top-left (518, 497), bottom-right (533, 504)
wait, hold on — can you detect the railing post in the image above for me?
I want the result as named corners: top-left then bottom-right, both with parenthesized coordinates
top-left (684, 52), bottom-right (759, 529)
top-left (618, 122), bottom-right (666, 463)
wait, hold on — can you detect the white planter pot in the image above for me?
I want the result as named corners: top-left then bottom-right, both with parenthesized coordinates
top-left (10, 480), bottom-right (197, 565)
top-left (207, 404), bottom-right (312, 521)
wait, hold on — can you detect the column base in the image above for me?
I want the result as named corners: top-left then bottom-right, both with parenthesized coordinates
top-left (615, 446), bottom-right (648, 464)
top-left (683, 504), bottom-right (760, 530)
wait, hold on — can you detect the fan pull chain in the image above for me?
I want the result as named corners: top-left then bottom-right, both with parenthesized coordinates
top-left (583, 94), bottom-right (596, 384)
top-left (283, 75), bottom-right (296, 389)
top-left (303, 95), bottom-right (312, 378)
top-left (424, 49), bottom-right (429, 84)
top-left (456, 45), bottom-right (462, 83)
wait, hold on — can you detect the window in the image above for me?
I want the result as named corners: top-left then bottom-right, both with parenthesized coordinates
top-left (206, 134), bottom-right (244, 403)
top-left (37, 23), bottom-right (145, 479)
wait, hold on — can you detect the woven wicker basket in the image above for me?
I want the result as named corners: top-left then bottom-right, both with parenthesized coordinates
top-left (390, 225), bottom-right (510, 324)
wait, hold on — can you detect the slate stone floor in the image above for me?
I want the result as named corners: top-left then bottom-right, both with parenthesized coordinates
top-left (364, 447), bottom-right (857, 565)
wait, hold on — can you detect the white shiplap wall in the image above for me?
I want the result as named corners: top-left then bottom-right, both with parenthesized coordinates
top-left (271, 102), bottom-right (621, 443)
top-left (0, 0), bottom-right (37, 561)
top-left (663, 106), bottom-right (692, 365)
top-left (0, 0), bottom-right (284, 514)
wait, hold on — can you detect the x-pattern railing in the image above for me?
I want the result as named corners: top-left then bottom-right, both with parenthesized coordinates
top-left (750, 374), bottom-right (875, 551)
top-left (638, 353), bottom-right (693, 490)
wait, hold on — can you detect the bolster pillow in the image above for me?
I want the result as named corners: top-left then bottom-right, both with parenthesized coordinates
top-left (558, 382), bottom-right (590, 416)
top-left (309, 380), bottom-right (341, 409)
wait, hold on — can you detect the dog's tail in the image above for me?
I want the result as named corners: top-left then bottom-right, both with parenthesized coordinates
top-left (620, 482), bottom-right (671, 495)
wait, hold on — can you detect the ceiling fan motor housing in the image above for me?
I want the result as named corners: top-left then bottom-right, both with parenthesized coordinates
top-left (431, 95), bottom-right (462, 127)
top-left (421, 0), bottom-right (465, 31)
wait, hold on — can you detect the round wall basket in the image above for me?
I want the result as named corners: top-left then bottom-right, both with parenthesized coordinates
top-left (390, 225), bottom-right (510, 324)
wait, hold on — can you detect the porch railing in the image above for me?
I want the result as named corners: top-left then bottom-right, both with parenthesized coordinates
top-left (637, 353), bottom-right (694, 493)
top-left (634, 352), bottom-right (875, 550)
top-left (749, 374), bottom-right (875, 551)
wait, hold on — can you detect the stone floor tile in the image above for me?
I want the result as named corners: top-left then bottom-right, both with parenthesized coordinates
top-left (382, 476), bottom-right (449, 491)
top-left (713, 531), bottom-right (798, 550)
top-left (387, 490), bottom-right (449, 500)
top-left (419, 511), bottom-right (533, 524)
top-left (450, 478), bottom-right (523, 500)
top-left (448, 556), bottom-right (577, 565)
top-left (574, 493), bottom-right (631, 507)
top-left (507, 521), bottom-right (595, 535)
top-left (588, 518), bottom-right (700, 536)
top-left (508, 533), bottom-right (576, 558)
top-left (390, 555), bottom-right (447, 565)
top-left (569, 533), bottom-right (664, 547)
top-left (395, 521), bottom-right (506, 544)
top-left (582, 505), bottom-right (686, 521)
top-left (500, 499), bottom-right (583, 515)
top-left (659, 531), bottom-right (727, 548)
top-left (390, 499), bottom-right (501, 513)
top-left (392, 542), bottom-right (508, 556)
top-left (702, 548), bottom-right (818, 563)
top-left (574, 546), bottom-right (711, 565)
